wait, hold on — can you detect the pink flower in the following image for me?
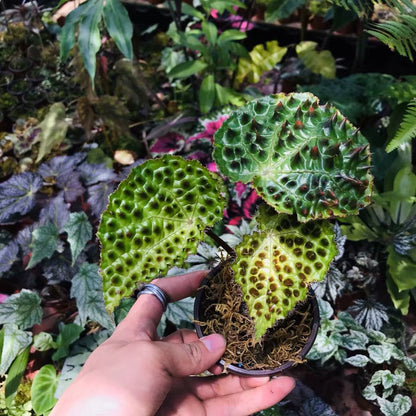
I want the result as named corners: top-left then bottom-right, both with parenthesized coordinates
top-left (187, 116), bottom-right (229, 144)
top-left (0, 293), bottom-right (9, 303)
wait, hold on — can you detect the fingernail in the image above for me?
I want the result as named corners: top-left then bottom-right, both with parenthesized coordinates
top-left (200, 334), bottom-right (226, 352)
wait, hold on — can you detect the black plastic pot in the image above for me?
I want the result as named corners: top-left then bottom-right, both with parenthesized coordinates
top-left (0, 71), bottom-right (14, 89)
top-left (194, 264), bottom-right (320, 376)
top-left (8, 56), bottom-right (32, 78)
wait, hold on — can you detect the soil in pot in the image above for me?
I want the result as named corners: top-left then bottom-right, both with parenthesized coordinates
top-left (194, 263), bottom-right (319, 375)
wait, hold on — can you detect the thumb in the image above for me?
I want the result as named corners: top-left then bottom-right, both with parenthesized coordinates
top-left (162, 334), bottom-right (226, 377)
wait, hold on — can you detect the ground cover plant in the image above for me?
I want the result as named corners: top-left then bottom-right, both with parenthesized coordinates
top-left (0, 0), bottom-right (416, 414)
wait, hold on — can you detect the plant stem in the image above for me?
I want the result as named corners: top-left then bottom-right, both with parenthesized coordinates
top-left (205, 228), bottom-right (236, 259)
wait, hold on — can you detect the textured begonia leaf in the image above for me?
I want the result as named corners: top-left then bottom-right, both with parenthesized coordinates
top-left (79, 162), bottom-right (117, 185)
top-left (39, 195), bottom-right (70, 233)
top-left (0, 324), bottom-right (32, 375)
top-left (55, 330), bottom-right (111, 398)
top-left (52, 323), bottom-right (84, 361)
top-left (43, 252), bottom-right (83, 283)
top-left (70, 263), bottom-right (114, 329)
top-left (0, 172), bottom-right (43, 223)
top-left (0, 289), bottom-right (42, 330)
top-left (233, 206), bottom-right (337, 338)
top-left (38, 154), bottom-right (86, 179)
top-left (64, 212), bottom-right (92, 265)
top-left (0, 240), bottom-right (19, 273)
top-left (98, 155), bottom-right (227, 312)
top-left (57, 172), bottom-right (85, 203)
top-left (87, 181), bottom-right (117, 218)
top-left (27, 222), bottom-right (59, 269)
top-left (213, 93), bottom-right (373, 222)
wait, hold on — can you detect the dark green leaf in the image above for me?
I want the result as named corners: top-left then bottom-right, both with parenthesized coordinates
top-left (168, 60), bottom-right (207, 79)
top-left (165, 298), bottom-right (194, 328)
top-left (5, 347), bottom-right (30, 408)
top-left (78, 0), bottom-right (103, 83)
top-left (202, 21), bottom-right (218, 44)
top-left (199, 74), bottom-right (215, 113)
top-left (0, 324), bottom-right (32, 375)
top-left (114, 297), bottom-right (135, 325)
top-left (180, 3), bottom-right (204, 20)
top-left (209, 0), bottom-right (245, 14)
top-left (265, 0), bottom-right (306, 20)
top-left (27, 223), bottom-right (60, 269)
top-left (52, 323), bottom-right (84, 361)
top-left (103, 0), bottom-right (133, 59)
top-left (55, 330), bottom-right (111, 398)
top-left (0, 172), bottom-right (43, 223)
top-left (31, 365), bottom-right (59, 415)
top-left (228, 42), bottom-right (249, 58)
top-left (59, 1), bottom-right (92, 60)
top-left (179, 33), bottom-right (207, 54)
top-left (0, 289), bottom-right (42, 329)
top-left (71, 263), bottom-right (114, 328)
top-left (218, 29), bottom-right (247, 43)
top-left (64, 212), bottom-right (92, 265)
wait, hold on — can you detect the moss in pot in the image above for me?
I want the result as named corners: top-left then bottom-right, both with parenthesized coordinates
top-left (97, 92), bottom-right (373, 373)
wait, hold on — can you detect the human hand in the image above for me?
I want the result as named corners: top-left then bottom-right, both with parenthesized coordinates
top-left (50, 270), bottom-right (295, 416)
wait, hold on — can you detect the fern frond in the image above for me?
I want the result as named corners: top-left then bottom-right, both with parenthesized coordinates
top-left (330, 0), bottom-right (416, 60)
top-left (386, 99), bottom-right (416, 153)
top-left (329, 0), bottom-right (373, 17)
top-left (367, 14), bottom-right (416, 61)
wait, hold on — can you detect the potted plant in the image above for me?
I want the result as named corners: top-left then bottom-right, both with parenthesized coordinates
top-left (97, 92), bottom-right (373, 374)
top-left (8, 56), bottom-right (33, 77)
top-left (0, 71), bottom-right (14, 89)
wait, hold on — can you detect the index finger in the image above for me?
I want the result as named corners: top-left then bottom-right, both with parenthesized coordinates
top-left (112, 270), bottom-right (208, 341)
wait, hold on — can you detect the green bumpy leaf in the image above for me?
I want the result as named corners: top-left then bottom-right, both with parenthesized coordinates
top-left (233, 207), bottom-right (338, 338)
top-left (98, 156), bottom-right (227, 312)
top-left (213, 93), bottom-right (373, 222)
